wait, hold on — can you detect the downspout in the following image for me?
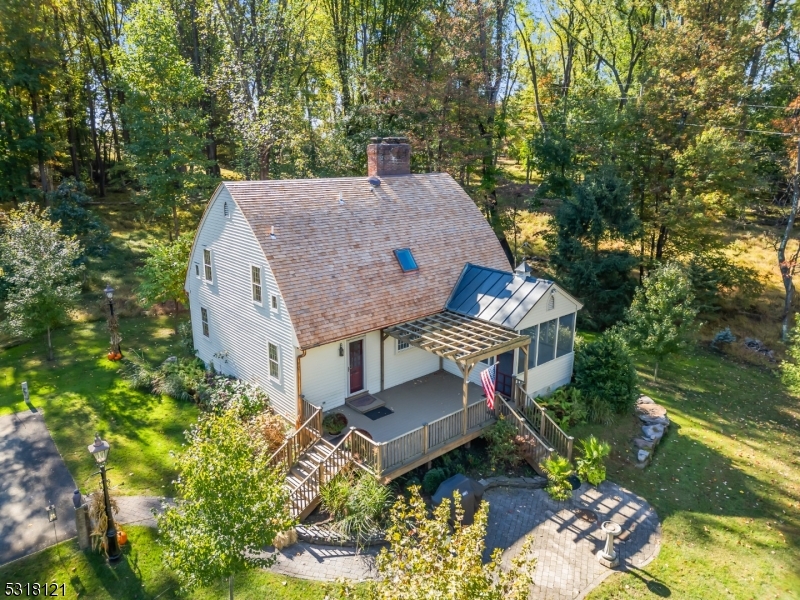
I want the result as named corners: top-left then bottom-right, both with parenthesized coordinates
top-left (296, 348), bottom-right (307, 428)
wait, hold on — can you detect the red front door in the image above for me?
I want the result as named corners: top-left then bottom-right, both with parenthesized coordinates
top-left (348, 339), bottom-right (364, 394)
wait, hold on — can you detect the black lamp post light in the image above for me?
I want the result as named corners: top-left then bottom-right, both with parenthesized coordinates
top-left (104, 285), bottom-right (123, 361)
top-left (88, 434), bottom-right (122, 563)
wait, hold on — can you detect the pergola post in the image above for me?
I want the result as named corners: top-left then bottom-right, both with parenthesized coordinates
top-left (461, 361), bottom-right (473, 435)
top-left (522, 343), bottom-right (530, 402)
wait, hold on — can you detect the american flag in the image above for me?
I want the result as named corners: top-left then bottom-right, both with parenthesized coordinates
top-left (480, 363), bottom-right (497, 410)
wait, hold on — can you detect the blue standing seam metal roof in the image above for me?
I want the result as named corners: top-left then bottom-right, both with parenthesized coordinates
top-left (445, 263), bottom-right (552, 331)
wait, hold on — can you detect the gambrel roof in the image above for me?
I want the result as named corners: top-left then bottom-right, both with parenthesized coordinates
top-left (223, 174), bottom-right (510, 349)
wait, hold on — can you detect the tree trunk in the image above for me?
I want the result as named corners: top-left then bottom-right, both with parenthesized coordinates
top-left (47, 327), bottom-right (54, 362)
top-left (172, 205), bottom-right (180, 240)
top-left (779, 138), bottom-right (800, 341)
top-left (228, 574), bottom-right (234, 600)
top-left (88, 85), bottom-right (106, 197)
top-left (173, 300), bottom-right (181, 335)
top-left (653, 361), bottom-right (658, 381)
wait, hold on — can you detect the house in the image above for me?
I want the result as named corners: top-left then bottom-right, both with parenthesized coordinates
top-left (185, 137), bottom-right (582, 517)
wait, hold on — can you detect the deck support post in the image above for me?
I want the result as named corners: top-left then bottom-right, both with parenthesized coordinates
top-left (422, 423), bottom-right (429, 454)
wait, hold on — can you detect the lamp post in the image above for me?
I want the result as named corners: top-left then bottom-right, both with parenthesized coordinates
top-left (88, 434), bottom-right (121, 563)
top-left (104, 285), bottom-right (122, 358)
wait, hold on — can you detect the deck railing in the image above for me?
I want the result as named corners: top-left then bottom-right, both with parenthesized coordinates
top-left (495, 393), bottom-right (553, 470)
top-left (513, 381), bottom-right (574, 461)
top-left (293, 397), bottom-right (497, 481)
top-left (268, 405), bottom-right (323, 475)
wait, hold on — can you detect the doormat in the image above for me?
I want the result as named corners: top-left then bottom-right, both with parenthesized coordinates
top-left (364, 406), bottom-right (394, 421)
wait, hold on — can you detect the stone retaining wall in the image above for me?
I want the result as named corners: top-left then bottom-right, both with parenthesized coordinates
top-left (631, 396), bottom-right (670, 468)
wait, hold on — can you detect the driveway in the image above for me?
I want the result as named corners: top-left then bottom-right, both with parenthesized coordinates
top-left (0, 410), bottom-right (78, 565)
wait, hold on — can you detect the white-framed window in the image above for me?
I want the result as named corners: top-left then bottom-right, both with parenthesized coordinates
top-left (480, 356), bottom-right (496, 366)
top-left (201, 307), bottom-right (209, 337)
top-left (268, 342), bottom-right (280, 380)
top-left (194, 262), bottom-right (200, 278)
top-left (537, 319), bottom-right (557, 366)
top-left (517, 325), bottom-right (538, 372)
top-left (396, 339), bottom-right (410, 353)
top-left (251, 265), bottom-right (263, 304)
top-left (271, 294), bottom-right (279, 312)
top-left (556, 313), bottom-right (576, 357)
top-left (203, 248), bottom-right (213, 282)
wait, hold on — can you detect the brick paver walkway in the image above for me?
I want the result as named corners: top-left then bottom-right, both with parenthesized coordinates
top-left (485, 481), bottom-right (661, 600)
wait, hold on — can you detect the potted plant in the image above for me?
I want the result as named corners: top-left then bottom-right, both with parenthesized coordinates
top-left (322, 412), bottom-right (348, 435)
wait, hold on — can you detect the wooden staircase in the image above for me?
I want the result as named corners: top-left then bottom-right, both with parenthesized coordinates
top-left (269, 402), bottom-right (364, 520)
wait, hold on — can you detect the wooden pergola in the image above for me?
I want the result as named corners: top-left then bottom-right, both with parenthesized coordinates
top-left (384, 311), bottom-right (532, 434)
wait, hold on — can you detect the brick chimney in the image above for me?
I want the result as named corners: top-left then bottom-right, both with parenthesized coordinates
top-left (367, 137), bottom-right (411, 177)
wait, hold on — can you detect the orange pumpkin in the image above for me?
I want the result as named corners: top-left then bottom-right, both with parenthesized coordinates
top-left (114, 352), bottom-right (122, 360)
top-left (117, 530), bottom-right (128, 545)
top-left (107, 353), bottom-right (115, 360)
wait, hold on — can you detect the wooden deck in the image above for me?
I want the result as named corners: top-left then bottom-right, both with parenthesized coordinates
top-left (331, 370), bottom-right (486, 443)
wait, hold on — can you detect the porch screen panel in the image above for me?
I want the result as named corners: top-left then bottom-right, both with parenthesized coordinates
top-left (556, 313), bottom-right (575, 357)
top-left (517, 325), bottom-right (538, 373)
top-left (537, 319), bottom-right (557, 366)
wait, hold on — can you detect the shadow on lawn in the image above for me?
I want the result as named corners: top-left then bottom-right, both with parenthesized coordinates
top-left (86, 543), bottom-right (180, 600)
top-left (580, 348), bottom-right (800, 568)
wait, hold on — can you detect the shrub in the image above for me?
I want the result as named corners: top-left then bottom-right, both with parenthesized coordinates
top-left (322, 412), bottom-right (348, 435)
top-left (482, 415), bottom-right (522, 470)
top-left (245, 412), bottom-right (289, 455)
top-left (575, 435), bottom-right (611, 485)
top-left (540, 454), bottom-right (574, 501)
top-left (537, 387), bottom-right (587, 430)
top-left (320, 469), bottom-right (392, 546)
top-left (711, 327), bottom-right (736, 349)
top-left (119, 350), bottom-right (157, 391)
top-left (422, 467), bottom-right (448, 495)
top-left (203, 376), bottom-right (269, 418)
top-left (573, 331), bottom-right (638, 418)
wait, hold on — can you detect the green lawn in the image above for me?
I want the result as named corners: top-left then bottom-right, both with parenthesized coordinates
top-left (0, 317), bottom-right (198, 496)
top-left (576, 349), bottom-right (800, 599)
top-left (0, 527), bottom-right (335, 599)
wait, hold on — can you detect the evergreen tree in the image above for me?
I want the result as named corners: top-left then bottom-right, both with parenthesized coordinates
top-left (551, 167), bottom-right (640, 329)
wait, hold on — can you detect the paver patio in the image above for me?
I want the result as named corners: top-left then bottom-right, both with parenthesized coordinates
top-left (485, 482), bottom-right (661, 599)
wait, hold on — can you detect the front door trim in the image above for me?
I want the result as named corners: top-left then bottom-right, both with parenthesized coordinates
top-left (346, 337), bottom-right (366, 396)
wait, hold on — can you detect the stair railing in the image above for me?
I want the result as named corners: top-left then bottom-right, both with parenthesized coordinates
top-left (513, 381), bottom-right (574, 461)
top-left (495, 393), bottom-right (553, 471)
top-left (268, 405), bottom-right (323, 475)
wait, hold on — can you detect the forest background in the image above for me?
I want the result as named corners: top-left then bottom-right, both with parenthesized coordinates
top-left (1, 0), bottom-right (800, 357)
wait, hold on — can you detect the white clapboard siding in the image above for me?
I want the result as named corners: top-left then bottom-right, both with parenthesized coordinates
top-left (522, 352), bottom-right (574, 397)
top-left (301, 331), bottom-right (440, 411)
top-left (383, 337), bottom-right (440, 389)
top-left (186, 186), bottom-right (298, 420)
top-left (443, 358), bottom-right (489, 384)
top-left (515, 287), bottom-right (579, 330)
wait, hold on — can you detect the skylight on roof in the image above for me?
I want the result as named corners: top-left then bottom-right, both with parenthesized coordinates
top-left (394, 248), bottom-right (418, 272)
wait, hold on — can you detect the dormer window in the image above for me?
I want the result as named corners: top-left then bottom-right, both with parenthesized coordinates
top-left (393, 248), bottom-right (418, 272)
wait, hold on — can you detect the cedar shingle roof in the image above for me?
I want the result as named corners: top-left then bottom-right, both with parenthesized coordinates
top-left (225, 173), bottom-right (510, 349)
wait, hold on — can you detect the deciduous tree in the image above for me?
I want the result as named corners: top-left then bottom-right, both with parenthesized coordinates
top-left (136, 233), bottom-right (193, 333)
top-left (157, 408), bottom-right (293, 600)
top-left (0, 204), bottom-right (83, 360)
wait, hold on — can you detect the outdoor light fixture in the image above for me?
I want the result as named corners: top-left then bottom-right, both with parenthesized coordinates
top-left (47, 504), bottom-right (57, 523)
top-left (104, 285), bottom-right (114, 300)
top-left (87, 434), bottom-right (121, 563)
top-left (339, 343), bottom-right (344, 357)
top-left (88, 434), bottom-right (110, 466)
